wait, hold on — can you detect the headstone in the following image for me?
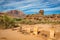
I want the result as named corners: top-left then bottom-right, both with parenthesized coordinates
top-left (20, 26), bottom-right (22, 32)
top-left (48, 26), bottom-right (55, 40)
top-left (33, 26), bottom-right (38, 35)
top-left (26, 27), bottom-right (30, 33)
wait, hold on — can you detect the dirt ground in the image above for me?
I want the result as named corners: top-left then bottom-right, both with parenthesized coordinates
top-left (0, 29), bottom-right (46, 40)
top-left (0, 24), bottom-right (60, 40)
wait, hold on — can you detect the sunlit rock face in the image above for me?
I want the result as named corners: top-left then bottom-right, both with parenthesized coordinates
top-left (25, 10), bottom-right (60, 22)
top-left (39, 10), bottom-right (44, 16)
top-left (6, 10), bottom-right (25, 18)
top-left (0, 12), bottom-right (4, 14)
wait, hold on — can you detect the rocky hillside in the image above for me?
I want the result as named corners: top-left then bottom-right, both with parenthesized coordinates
top-left (0, 10), bottom-right (26, 18)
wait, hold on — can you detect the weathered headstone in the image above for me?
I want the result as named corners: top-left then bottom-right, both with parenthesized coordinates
top-left (48, 26), bottom-right (55, 40)
top-left (26, 27), bottom-right (30, 33)
top-left (20, 26), bottom-right (22, 32)
top-left (33, 26), bottom-right (38, 35)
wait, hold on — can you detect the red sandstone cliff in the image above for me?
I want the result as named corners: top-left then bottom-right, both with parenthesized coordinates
top-left (6, 10), bottom-right (25, 18)
top-left (0, 10), bottom-right (26, 18)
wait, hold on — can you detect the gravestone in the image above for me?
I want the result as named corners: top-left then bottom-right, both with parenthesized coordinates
top-left (48, 26), bottom-right (55, 40)
top-left (33, 26), bottom-right (38, 35)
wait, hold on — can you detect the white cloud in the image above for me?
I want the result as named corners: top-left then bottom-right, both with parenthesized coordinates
top-left (3, 0), bottom-right (37, 6)
top-left (25, 9), bottom-right (40, 12)
top-left (0, 0), bottom-right (4, 3)
top-left (0, 0), bottom-right (60, 14)
top-left (44, 6), bottom-right (60, 11)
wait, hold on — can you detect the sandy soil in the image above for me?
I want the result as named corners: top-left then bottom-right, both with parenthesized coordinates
top-left (0, 24), bottom-right (60, 40)
top-left (0, 29), bottom-right (46, 40)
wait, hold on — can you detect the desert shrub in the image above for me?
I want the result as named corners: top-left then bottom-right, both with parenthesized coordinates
top-left (0, 15), bottom-right (16, 29)
top-left (15, 18), bottom-right (23, 21)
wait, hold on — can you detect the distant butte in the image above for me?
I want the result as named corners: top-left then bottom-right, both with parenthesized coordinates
top-left (0, 10), bottom-right (26, 18)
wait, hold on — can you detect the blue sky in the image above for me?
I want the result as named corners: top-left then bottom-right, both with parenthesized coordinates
top-left (0, 0), bottom-right (60, 15)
